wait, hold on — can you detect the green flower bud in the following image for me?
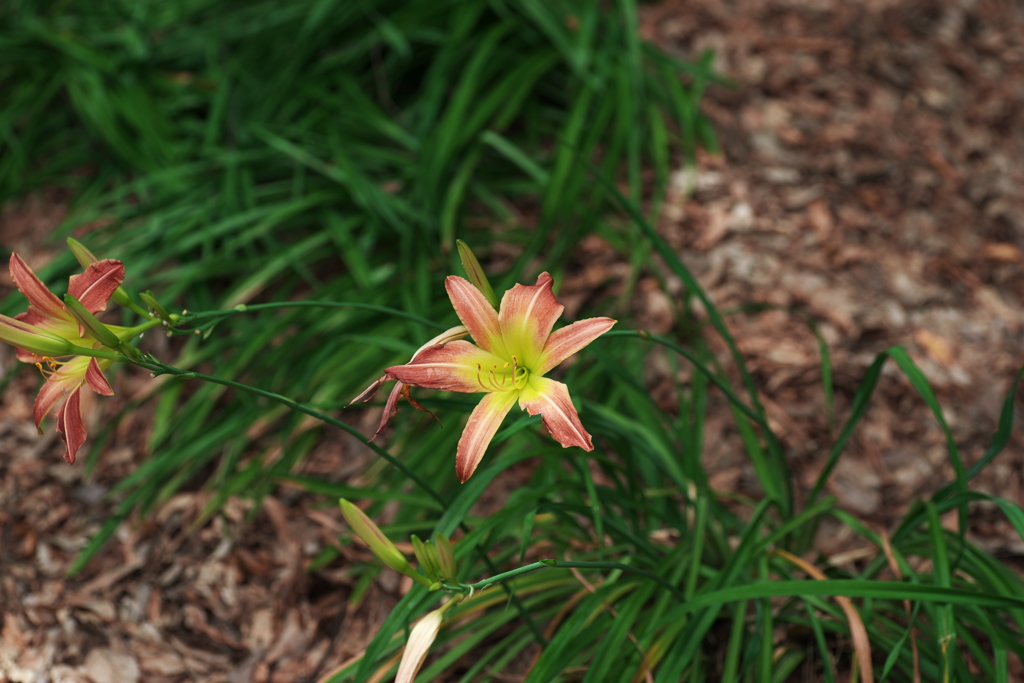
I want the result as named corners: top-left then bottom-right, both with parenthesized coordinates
top-left (339, 500), bottom-right (428, 585)
top-left (432, 533), bottom-right (457, 581)
top-left (456, 240), bottom-right (499, 309)
top-left (66, 238), bottom-right (100, 268)
top-left (140, 291), bottom-right (172, 322)
top-left (0, 315), bottom-right (78, 357)
top-left (411, 534), bottom-right (441, 582)
top-left (63, 294), bottom-right (122, 349)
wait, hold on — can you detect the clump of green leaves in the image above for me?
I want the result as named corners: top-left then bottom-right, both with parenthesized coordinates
top-left (0, 0), bottom-right (719, 560)
top-left (327, 193), bottom-right (1024, 682)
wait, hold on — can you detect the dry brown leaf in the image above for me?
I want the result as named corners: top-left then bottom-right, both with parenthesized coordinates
top-left (981, 242), bottom-right (1022, 262)
top-left (771, 549), bottom-right (874, 683)
top-left (914, 328), bottom-right (954, 366)
top-left (806, 197), bottom-right (834, 237)
top-left (138, 648), bottom-right (187, 677)
top-left (83, 649), bottom-right (140, 683)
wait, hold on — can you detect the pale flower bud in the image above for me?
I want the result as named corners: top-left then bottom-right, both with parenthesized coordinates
top-left (395, 608), bottom-right (444, 683)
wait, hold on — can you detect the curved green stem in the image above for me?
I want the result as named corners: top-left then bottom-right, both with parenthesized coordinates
top-left (72, 347), bottom-right (128, 362)
top-left (444, 559), bottom-right (686, 603)
top-left (118, 317), bottom-right (165, 340)
top-left (122, 297), bottom-right (154, 320)
top-left (129, 356), bottom-right (449, 508)
top-left (179, 301), bottom-right (446, 331)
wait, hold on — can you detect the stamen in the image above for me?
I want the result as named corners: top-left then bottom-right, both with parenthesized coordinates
top-left (34, 356), bottom-right (67, 381)
top-left (476, 363), bottom-right (486, 389)
top-left (487, 365), bottom-right (504, 391)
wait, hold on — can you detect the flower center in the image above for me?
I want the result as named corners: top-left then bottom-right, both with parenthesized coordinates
top-left (476, 354), bottom-right (530, 392)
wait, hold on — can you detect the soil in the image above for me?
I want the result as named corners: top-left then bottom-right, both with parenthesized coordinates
top-left (2, 0), bottom-right (1024, 680)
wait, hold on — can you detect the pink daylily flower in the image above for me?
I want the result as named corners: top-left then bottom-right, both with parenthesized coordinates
top-left (8, 254), bottom-right (125, 464)
top-left (385, 273), bottom-right (615, 482)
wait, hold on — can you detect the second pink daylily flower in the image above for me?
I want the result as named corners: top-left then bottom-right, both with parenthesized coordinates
top-left (385, 273), bottom-right (615, 482)
top-left (6, 254), bottom-right (125, 464)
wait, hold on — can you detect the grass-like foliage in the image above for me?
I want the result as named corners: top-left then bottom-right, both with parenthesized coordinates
top-left (1, 0), bottom-right (718, 556)
top-left (2, 1), bottom-right (1023, 681)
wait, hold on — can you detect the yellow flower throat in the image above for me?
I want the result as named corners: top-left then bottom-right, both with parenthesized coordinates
top-left (476, 354), bottom-right (530, 392)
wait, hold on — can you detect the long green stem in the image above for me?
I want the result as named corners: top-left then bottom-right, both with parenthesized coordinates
top-left (129, 356), bottom-right (449, 508)
top-left (119, 317), bottom-right (165, 338)
top-left (130, 351), bottom-right (547, 644)
top-left (180, 301), bottom-right (446, 331)
top-left (444, 560), bottom-right (686, 602)
top-left (71, 347), bottom-right (128, 362)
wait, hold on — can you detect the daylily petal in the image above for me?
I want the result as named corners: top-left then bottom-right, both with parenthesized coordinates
top-left (396, 609), bottom-right (444, 683)
top-left (446, 276), bottom-right (508, 357)
top-left (456, 389), bottom-right (519, 482)
top-left (387, 341), bottom-right (507, 394)
top-left (33, 378), bottom-right (66, 432)
top-left (498, 272), bottom-right (563, 369)
top-left (535, 317), bottom-right (617, 375)
top-left (349, 375), bottom-right (385, 405)
top-left (14, 310), bottom-right (82, 343)
top-left (56, 387), bottom-right (87, 464)
top-left (85, 359), bottom-right (114, 396)
top-left (350, 325), bottom-right (470, 439)
top-left (51, 357), bottom-right (92, 386)
top-left (10, 254), bottom-right (66, 321)
top-left (68, 259), bottom-right (124, 314)
top-left (16, 349), bottom-right (40, 364)
top-left (349, 326), bottom-right (469, 406)
top-left (366, 380), bottom-right (450, 440)
top-left (517, 375), bottom-right (593, 451)
top-left (371, 382), bottom-right (406, 440)
top-left (417, 325), bottom-right (469, 355)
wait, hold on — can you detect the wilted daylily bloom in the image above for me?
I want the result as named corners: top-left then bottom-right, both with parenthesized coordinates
top-left (6, 254), bottom-right (126, 464)
top-left (386, 273), bottom-right (615, 482)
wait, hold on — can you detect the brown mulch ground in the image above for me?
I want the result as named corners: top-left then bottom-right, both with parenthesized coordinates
top-left (641, 0), bottom-right (1024, 556)
top-left (3, 0), bottom-right (1024, 680)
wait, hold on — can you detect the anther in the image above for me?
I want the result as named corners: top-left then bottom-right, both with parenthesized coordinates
top-left (34, 356), bottom-right (65, 381)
